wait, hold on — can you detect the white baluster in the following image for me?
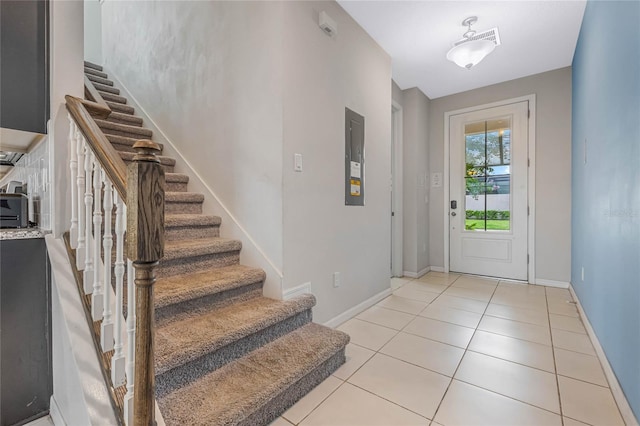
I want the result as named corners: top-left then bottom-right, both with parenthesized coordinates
top-left (101, 176), bottom-right (114, 351)
top-left (83, 151), bottom-right (94, 294)
top-left (76, 140), bottom-right (86, 269)
top-left (124, 258), bottom-right (136, 426)
top-left (68, 115), bottom-right (78, 248)
top-left (91, 159), bottom-right (104, 320)
top-left (111, 195), bottom-right (126, 386)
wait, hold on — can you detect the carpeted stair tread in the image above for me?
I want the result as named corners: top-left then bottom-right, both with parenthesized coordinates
top-left (106, 111), bottom-right (142, 126)
top-left (163, 237), bottom-right (241, 261)
top-left (166, 191), bottom-right (204, 204)
top-left (84, 67), bottom-right (108, 79)
top-left (118, 151), bottom-right (175, 167)
top-left (158, 322), bottom-right (349, 426)
top-left (86, 73), bottom-right (114, 87)
top-left (156, 294), bottom-right (316, 375)
top-left (91, 81), bottom-right (120, 95)
top-left (106, 134), bottom-right (163, 153)
top-left (106, 101), bottom-right (134, 115)
top-left (155, 264), bottom-right (264, 310)
top-left (165, 213), bottom-right (220, 228)
top-left (95, 119), bottom-right (152, 138)
top-left (165, 173), bottom-right (189, 184)
top-left (99, 91), bottom-right (128, 104)
top-left (84, 60), bottom-right (103, 71)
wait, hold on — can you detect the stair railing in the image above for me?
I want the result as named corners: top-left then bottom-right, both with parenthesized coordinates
top-left (66, 86), bottom-right (164, 426)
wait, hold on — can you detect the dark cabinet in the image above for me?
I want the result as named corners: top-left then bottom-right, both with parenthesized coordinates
top-left (0, 0), bottom-right (50, 134)
top-left (0, 236), bottom-right (52, 426)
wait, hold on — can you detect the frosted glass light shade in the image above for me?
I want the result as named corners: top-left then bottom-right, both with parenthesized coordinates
top-left (446, 39), bottom-right (496, 69)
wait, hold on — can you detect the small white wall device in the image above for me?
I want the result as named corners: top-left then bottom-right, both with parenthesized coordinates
top-left (319, 11), bottom-right (337, 37)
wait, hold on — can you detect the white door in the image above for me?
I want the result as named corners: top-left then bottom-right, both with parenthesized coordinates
top-left (449, 101), bottom-right (529, 280)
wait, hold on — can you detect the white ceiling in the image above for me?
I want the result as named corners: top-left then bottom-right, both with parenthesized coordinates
top-left (337, 0), bottom-right (587, 99)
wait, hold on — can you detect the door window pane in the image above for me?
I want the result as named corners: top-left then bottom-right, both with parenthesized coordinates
top-left (464, 118), bottom-right (511, 231)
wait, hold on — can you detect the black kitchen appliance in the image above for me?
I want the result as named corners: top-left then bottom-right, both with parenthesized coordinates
top-left (0, 193), bottom-right (28, 228)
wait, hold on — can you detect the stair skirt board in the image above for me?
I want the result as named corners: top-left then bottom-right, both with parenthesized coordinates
top-left (75, 66), bottom-right (349, 425)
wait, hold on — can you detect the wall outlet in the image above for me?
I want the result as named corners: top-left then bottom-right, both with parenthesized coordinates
top-left (333, 272), bottom-right (341, 288)
top-left (581, 266), bottom-right (585, 281)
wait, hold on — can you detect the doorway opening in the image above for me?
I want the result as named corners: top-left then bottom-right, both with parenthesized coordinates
top-left (391, 101), bottom-right (403, 277)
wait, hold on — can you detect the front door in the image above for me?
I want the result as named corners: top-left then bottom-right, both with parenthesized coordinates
top-left (449, 101), bottom-right (529, 280)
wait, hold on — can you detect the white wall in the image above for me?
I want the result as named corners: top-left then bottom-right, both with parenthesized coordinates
top-left (49, 0), bottom-right (84, 236)
top-left (400, 88), bottom-right (430, 276)
top-left (428, 67), bottom-right (572, 283)
top-left (83, 0), bottom-right (102, 64)
top-left (282, 1), bottom-right (392, 323)
top-left (101, 1), bottom-right (285, 276)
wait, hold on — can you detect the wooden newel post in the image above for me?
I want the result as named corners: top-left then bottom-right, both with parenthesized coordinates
top-left (126, 140), bottom-right (165, 426)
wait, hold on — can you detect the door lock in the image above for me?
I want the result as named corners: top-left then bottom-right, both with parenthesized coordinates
top-left (450, 200), bottom-right (457, 209)
top-left (451, 212), bottom-right (457, 217)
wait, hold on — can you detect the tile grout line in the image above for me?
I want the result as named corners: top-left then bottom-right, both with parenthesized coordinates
top-left (545, 287), bottom-right (566, 426)
top-left (428, 273), bottom-right (499, 423)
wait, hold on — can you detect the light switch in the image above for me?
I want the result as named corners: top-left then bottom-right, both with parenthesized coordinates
top-left (294, 153), bottom-right (303, 172)
top-left (431, 172), bottom-right (442, 188)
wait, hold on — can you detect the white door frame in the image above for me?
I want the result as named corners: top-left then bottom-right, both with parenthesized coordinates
top-left (391, 101), bottom-right (404, 277)
top-left (443, 95), bottom-right (536, 283)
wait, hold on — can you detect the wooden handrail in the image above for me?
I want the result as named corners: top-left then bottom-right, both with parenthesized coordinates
top-left (65, 94), bottom-right (127, 201)
top-left (83, 75), bottom-right (111, 118)
top-left (67, 78), bottom-right (164, 426)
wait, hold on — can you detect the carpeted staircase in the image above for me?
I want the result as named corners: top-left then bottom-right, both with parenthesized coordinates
top-left (84, 61), bottom-right (349, 425)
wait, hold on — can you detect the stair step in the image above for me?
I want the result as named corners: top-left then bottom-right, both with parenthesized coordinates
top-left (118, 151), bottom-right (175, 173)
top-left (165, 192), bottom-right (204, 214)
top-left (91, 81), bottom-right (120, 95)
top-left (159, 237), bottom-right (241, 277)
top-left (99, 91), bottom-right (128, 104)
top-left (164, 213), bottom-right (220, 241)
top-left (165, 173), bottom-right (189, 192)
top-left (155, 264), bottom-right (265, 324)
top-left (155, 294), bottom-right (316, 386)
top-left (86, 74), bottom-right (114, 87)
top-left (105, 101), bottom-right (134, 115)
top-left (84, 67), bottom-right (108, 79)
top-left (96, 119), bottom-right (152, 139)
top-left (84, 60), bottom-right (103, 71)
top-left (106, 134), bottom-right (162, 154)
top-left (158, 322), bottom-right (349, 425)
top-left (105, 111), bottom-right (143, 127)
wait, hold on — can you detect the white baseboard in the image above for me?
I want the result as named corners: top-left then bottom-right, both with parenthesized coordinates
top-left (569, 284), bottom-right (639, 426)
top-left (430, 266), bottom-right (445, 273)
top-left (49, 396), bottom-right (66, 426)
top-left (323, 288), bottom-right (393, 329)
top-left (403, 267), bottom-right (430, 279)
top-left (535, 278), bottom-right (570, 288)
top-left (283, 282), bottom-right (312, 300)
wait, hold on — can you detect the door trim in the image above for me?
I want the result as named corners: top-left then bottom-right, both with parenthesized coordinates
top-left (391, 100), bottom-right (404, 277)
top-left (443, 95), bottom-right (536, 283)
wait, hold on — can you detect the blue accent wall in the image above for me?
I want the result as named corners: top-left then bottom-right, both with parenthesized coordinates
top-left (572, 0), bottom-right (640, 419)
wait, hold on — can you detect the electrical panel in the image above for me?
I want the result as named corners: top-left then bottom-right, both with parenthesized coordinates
top-left (345, 108), bottom-right (365, 206)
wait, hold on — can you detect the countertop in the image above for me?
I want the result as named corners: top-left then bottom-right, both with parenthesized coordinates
top-left (0, 228), bottom-right (47, 240)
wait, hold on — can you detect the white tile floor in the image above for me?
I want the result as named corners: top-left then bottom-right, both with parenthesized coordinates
top-left (271, 272), bottom-right (627, 426)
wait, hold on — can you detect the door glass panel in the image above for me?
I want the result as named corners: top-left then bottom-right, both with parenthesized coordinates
top-left (464, 118), bottom-right (511, 231)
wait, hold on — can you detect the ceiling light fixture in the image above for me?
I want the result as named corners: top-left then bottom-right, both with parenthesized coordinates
top-left (446, 16), bottom-right (496, 70)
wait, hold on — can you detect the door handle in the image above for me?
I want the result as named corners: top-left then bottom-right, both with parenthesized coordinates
top-left (451, 212), bottom-right (457, 217)
top-left (451, 200), bottom-right (457, 209)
